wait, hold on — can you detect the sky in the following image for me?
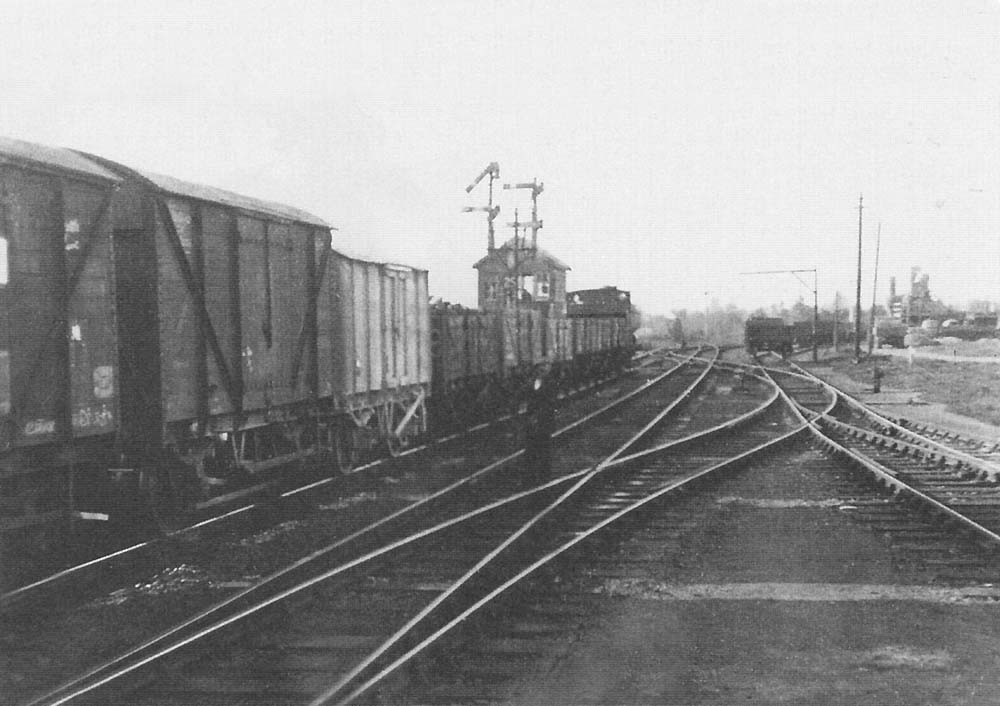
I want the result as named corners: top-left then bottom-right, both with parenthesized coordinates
top-left (1, 0), bottom-right (998, 316)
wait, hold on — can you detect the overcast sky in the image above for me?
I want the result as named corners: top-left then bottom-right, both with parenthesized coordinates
top-left (2, 0), bottom-right (998, 315)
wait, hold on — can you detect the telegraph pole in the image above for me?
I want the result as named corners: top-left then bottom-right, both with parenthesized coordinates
top-left (868, 222), bottom-right (881, 354)
top-left (812, 268), bottom-right (819, 361)
top-left (833, 292), bottom-right (840, 350)
top-left (855, 194), bottom-right (863, 362)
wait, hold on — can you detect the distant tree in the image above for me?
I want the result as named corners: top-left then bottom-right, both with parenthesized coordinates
top-left (639, 311), bottom-right (671, 335)
top-left (790, 296), bottom-right (812, 322)
top-left (767, 302), bottom-right (789, 319)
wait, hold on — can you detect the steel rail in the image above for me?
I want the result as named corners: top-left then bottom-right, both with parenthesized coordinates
top-left (760, 356), bottom-right (991, 464)
top-left (600, 345), bottom-right (720, 462)
top-left (811, 412), bottom-right (996, 479)
top-left (758, 355), bottom-right (1000, 480)
top-left (761, 361), bottom-right (1000, 547)
top-left (688, 356), bottom-right (1000, 486)
top-left (309, 348), bottom-right (723, 704)
top-left (320, 377), bottom-right (799, 705)
top-left (26, 474), bottom-right (578, 706)
top-left (25, 350), bottom-right (702, 706)
top-left (784, 359), bottom-right (1000, 480)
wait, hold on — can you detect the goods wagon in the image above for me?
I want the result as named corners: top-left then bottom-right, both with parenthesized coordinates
top-left (745, 317), bottom-right (792, 357)
top-left (933, 325), bottom-right (998, 342)
top-left (789, 319), bottom-right (837, 349)
top-left (430, 307), bottom-right (547, 422)
top-left (97, 163), bottom-right (432, 492)
top-left (570, 317), bottom-right (633, 373)
top-left (87, 158), bottom-right (336, 511)
top-left (567, 286), bottom-right (632, 319)
top-left (567, 286), bottom-right (636, 369)
top-left (429, 304), bottom-right (629, 425)
top-left (318, 250), bottom-right (430, 465)
top-left (875, 319), bottom-right (907, 348)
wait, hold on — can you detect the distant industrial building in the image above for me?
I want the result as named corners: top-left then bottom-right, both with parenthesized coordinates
top-left (886, 267), bottom-right (943, 324)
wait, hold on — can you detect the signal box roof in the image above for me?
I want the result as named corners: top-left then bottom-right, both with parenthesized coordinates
top-left (474, 237), bottom-right (571, 271)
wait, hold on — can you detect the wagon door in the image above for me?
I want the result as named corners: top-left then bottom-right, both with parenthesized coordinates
top-left (112, 227), bottom-right (163, 456)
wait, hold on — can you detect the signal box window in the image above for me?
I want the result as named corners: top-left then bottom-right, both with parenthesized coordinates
top-left (536, 273), bottom-right (550, 300)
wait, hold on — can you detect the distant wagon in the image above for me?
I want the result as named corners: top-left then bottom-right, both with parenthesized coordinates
top-left (745, 317), bottom-right (792, 357)
top-left (567, 286), bottom-right (633, 320)
top-left (875, 318), bottom-right (907, 348)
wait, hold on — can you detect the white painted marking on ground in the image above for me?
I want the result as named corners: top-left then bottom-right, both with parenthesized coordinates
top-left (596, 580), bottom-right (1000, 604)
top-left (716, 496), bottom-right (857, 509)
top-left (72, 511), bottom-right (110, 521)
top-left (861, 646), bottom-right (954, 670)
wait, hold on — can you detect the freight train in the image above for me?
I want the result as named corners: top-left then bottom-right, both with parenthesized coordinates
top-left (0, 137), bottom-right (635, 544)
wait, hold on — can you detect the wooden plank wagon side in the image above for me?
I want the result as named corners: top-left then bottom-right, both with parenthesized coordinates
top-left (0, 138), bottom-right (122, 540)
top-left (318, 249), bottom-right (430, 471)
top-left (78, 156), bottom-right (334, 512)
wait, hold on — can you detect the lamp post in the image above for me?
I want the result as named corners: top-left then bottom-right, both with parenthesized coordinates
top-left (855, 194), bottom-right (863, 363)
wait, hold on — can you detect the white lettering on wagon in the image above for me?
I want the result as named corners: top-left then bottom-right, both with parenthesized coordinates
top-left (93, 366), bottom-right (114, 399)
top-left (64, 219), bottom-right (81, 250)
top-left (24, 418), bottom-right (56, 436)
top-left (72, 404), bottom-right (113, 429)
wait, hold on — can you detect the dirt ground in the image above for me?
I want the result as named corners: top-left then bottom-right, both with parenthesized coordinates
top-left (801, 348), bottom-right (1000, 434)
top-left (493, 447), bottom-right (1000, 705)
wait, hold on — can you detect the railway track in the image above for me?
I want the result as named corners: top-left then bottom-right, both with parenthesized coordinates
top-left (21, 350), bottom-right (1000, 704)
top-left (487, 441), bottom-right (1000, 704)
top-left (790, 361), bottom-right (1000, 476)
top-left (759, 355), bottom-right (1000, 548)
top-left (19, 346), bottom-right (801, 705)
top-left (356, 359), bottom-right (1000, 704)
top-left (10, 347), bottom-right (736, 704)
